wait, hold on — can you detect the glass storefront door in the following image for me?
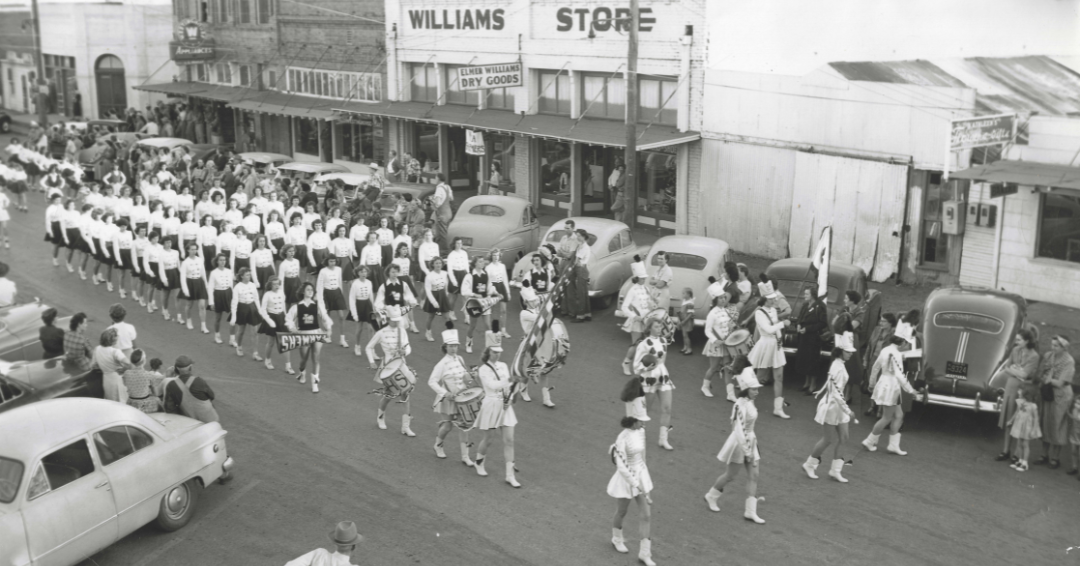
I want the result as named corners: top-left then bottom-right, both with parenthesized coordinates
top-left (447, 126), bottom-right (480, 190)
top-left (538, 139), bottom-right (571, 213)
top-left (581, 144), bottom-right (619, 216)
top-left (636, 147), bottom-right (677, 231)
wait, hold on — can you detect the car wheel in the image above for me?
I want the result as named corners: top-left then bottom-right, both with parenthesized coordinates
top-left (592, 293), bottom-right (616, 310)
top-left (155, 478), bottom-right (200, 532)
top-left (0, 120), bottom-right (9, 133)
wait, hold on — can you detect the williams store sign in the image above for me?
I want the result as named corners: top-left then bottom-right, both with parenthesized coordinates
top-left (170, 19), bottom-right (216, 62)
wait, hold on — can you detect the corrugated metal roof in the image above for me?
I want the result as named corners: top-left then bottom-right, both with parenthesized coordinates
top-left (950, 160), bottom-right (1080, 191)
top-left (829, 56), bottom-right (1080, 116)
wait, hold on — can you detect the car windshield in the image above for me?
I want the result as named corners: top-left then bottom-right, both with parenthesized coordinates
top-left (545, 229), bottom-right (598, 247)
top-left (933, 312), bottom-right (1005, 334)
top-left (0, 457), bottom-right (23, 503)
top-left (652, 253), bottom-right (707, 270)
top-left (468, 205), bottom-right (506, 217)
top-left (774, 279), bottom-right (840, 303)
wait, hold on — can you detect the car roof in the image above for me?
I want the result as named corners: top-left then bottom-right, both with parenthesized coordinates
top-left (278, 162), bottom-right (350, 174)
top-left (137, 137), bottom-right (192, 148)
top-left (458, 195), bottom-right (530, 214)
top-left (546, 217), bottom-right (627, 239)
top-left (648, 235), bottom-right (729, 258)
top-left (0, 399), bottom-right (158, 462)
top-left (237, 152), bottom-right (292, 164)
top-left (314, 172), bottom-right (371, 185)
top-left (925, 286), bottom-right (1026, 319)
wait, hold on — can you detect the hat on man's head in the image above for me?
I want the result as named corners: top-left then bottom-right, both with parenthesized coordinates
top-left (174, 355), bottom-right (193, 369)
top-left (329, 521), bottom-right (363, 546)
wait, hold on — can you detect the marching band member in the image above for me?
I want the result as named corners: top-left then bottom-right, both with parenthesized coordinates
top-left (278, 244), bottom-right (303, 309)
top-left (446, 237), bottom-right (470, 321)
top-left (60, 199), bottom-right (81, 272)
top-left (803, 332), bottom-right (858, 483)
top-left (241, 205), bottom-right (262, 244)
top-left (264, 210), bottom-right (286, 255)
top-left (428, 322), bottom-right (476, 467)
top-left (862, 330), bottom-right (920, 456)
top-left (193, 190), bottom-right (213, 226)
top-left (97, 212), bottom-right (119, 292)
top-left (348, 265), bottom-right (379, 356)
top-left (130, 225), bottom-right (148, 304)
top-left (349, 216), bottom-right (370, 259)
top-left (325, 207), bottom-right (345, 242)
top-left (285, 213), bottom-right (309, 272)
top-left (374, 216), bottom-right (394, 266)
top-left (230, 267), bottom-right (260, 358)
top-left (206, 254), bottom-right (235, 346)
top-left (178, 210), bottom-right (199, 260)
top-left (208, 192), bottom-right (227, 230)
top-left (179, 243), bottom-right (210, 333)
top-left (84, 208), bottom-right (106, 285)
top-left (390, 243), bottom-right (421, 336)
top-left (287, 281), bottom-right (332, 393)
top-left (486, 249), bottom-right (511, 338)
top-left (156, 237), bottom-right (182, 322)
top-left (256, 275), bottom-right (291, 372)
top-left (703, 357), bottom-right (767, 524)
top-left (461, 255), bottom-right (497, 354)
top-left (214, 221), bottom-right (238, 268)
top-left (111, 219), bottom-right (135, 299)
top-left (634, 318), bottom-right (675, 451)
top-left (283, 195), bottom-right (304, 234)
top-left (608, 404), bottom-right (655, 566)
top-left (141, 231), bottom-right (164, 313)
top-left (330, 225), bottom-right (355, 286)
top-left (301, 202), bottom-right (320, 234)
top-left (748, 281), bottom-right (792, 419)
top-left (231, 225), bottom-right (253, 276)
top-left (358, 231), bottom-right (384, 293)
top-left (366, 305), bottom-right (415, 436)
top-left (263, 191), bottom-right (285, 234)
top-left (130, 193), bottom-right (151, 241)
top-left (416, 228), bottom-right (440, 280)
top-left (176, 185), bottom-right (195, 218)
top-left (393, 221), bottom-right (413, 258)
top-left (374, 262), bottom-right (417, 317)
top-left (423, 257), bottom-right (453, 342)
top-left (516, 280), bottom-right (552, 407)
top-left (114, 187), bottom-right (133, 234)
top-left (161, 206), bottom-right (181, 252)
top-left (196, 214), bottom-right (218, 274)
top-left (250, 234), bottom-right (276, 291)
top-left (473, 323), bottom-right (521, 487)
top-left (306, 218), bottom-right (331, 275)
top-left (701, 292), bottom-right (738, 400)
top-left (316, 255), bottom-right (349, 348)
top-left (620, 259), bottom-right (653, 375)
top-left (222, 198), bottom-right (243, 231)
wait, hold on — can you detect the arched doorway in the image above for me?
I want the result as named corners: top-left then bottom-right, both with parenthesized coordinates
top-left (95, 55), bottom-right (126, 118)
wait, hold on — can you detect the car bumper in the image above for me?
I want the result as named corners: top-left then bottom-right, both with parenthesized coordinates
top-left (917, 391), bottom-right (1002, 413)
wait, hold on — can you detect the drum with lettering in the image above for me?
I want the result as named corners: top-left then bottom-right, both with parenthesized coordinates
top-left (375, 358), bottom-right (416, 399)
top-left (452, 387), bottom-right (485, 431)
top-left (644, 308), bottom-right (679, 345)
top-left (465, 296), bottom-right (500, 318)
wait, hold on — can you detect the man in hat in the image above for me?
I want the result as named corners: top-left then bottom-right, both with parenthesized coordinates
top-left (162, 355), bottom-right (219, 423)
top-left (285, 521), bottom-right (363, 566)
top-left (366, 305), bottom-right (416, 436)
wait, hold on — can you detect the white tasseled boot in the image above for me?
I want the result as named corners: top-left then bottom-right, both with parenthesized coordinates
top-left (310, 374), bottom-right (319, 393)
top-left (622, 359), bottom-right (632, 376)
top-left (701, 380), bottom-right (714, 398)
top-left (725, 383), bottom-right (737, 402)
top-left (611, 528), bottom-right (629, 553)
top-left (376, 411), bottom-right (387, 430)
top-left (401, 415), bottom-right (416, 437)
top-left (460, 442), bottom-right (474, 467)
top-left (743, 496), bottom-right (765, 524)
top-left (658, 426), bottom-right (673, 451)
top-left (773, 397), bottom-right (790, 419)
top-left (828, 459), bottom-right (849, 483)
top-left (638, 539), bottom-right (657, 566)
top-left (520, 387), bottom-right (532, 402)
top-left (802, 456), bottom-right (820, 479)
top-left (886, 433), bottom-right (908, 456)
top-left (229, 334), bottom-right (237, 347)
top-left (703, 487), bottom-right (722, 512)
top-left (474, 456), bottom-right (488, 477)
top-left (861, 433), bottom-right (880, 452)
top-left (201, 323), bottom-right (209, 334)
top-left (433, 440), bottom-right (447, 459)
top-left (542, 387), bottom-right (555, 408)
top-left (505, 462), bottom-right (521, 488)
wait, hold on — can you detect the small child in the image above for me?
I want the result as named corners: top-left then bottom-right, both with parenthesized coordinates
top-left (1007, 385), bottom-right (1042, 472)
top-left (149, 357), bottom-right (164, 375)
top-left (679, 287), bottom-right (695, 355)
top-left (148, 357), bottom-right (165, 398)
top-left (1067, 391), bottom-right (1080, 478)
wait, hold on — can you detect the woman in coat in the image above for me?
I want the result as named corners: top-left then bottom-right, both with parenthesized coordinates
top-left (992, 328), bottom-right (1041, 462)
top-left (794, 287), bottom-right (828, 393)
top-left (1035, 335), bottom-right (1075, 468)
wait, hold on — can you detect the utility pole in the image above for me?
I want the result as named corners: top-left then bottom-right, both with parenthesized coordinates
top-left (30, 0), bottom-right (48, 128)
top-left (623, 0), bottom-right (639, 231)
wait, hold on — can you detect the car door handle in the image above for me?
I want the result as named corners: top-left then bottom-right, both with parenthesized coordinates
top-left (95, 480), bottom-right (109, 489)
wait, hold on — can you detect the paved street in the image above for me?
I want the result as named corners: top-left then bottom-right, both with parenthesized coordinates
top-left (1, 144), bottom-right (1077, 566)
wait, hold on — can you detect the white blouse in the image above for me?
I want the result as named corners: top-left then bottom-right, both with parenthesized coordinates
top-left (284, 226), bottom-right (307, 246)
top-left (278, 258), bottom-right (301, 279)
top-left (232, 281), bottom-right (259, 308)
top-left (375, 227), bottom-right (394, 245)
top-left (485, 261), bottom-right (508, 284)
top-left (317, 266), bottom-right (343, 291)
top-left (447, 249), bottom-right (469, 272)
top-left (350, 224), bottom-right (370, 243)
top-left (197, 225), bottom-right (218, 247)
top-left (359, 244), bottom-right (383, 266)
top-left (208, 268), bottom-right (235, 291)
top-left (261, 288), bottom-right (287, 315)
top-left (330, 238), bottom-right (354, 258)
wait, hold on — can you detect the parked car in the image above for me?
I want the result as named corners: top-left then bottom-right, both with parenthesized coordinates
top-left (0, 357), bottom-right (103, 414)
top-left (313, 172), bottom-right (373, 198)
top-left (446, 196), bottom-right (541, 268)
top-left (0, 302), bottom-right (72, 362)
top-left (511, 217), bottom-right (649, 306)
top-left (0, 111), bottom-right (12, 134)
top-left (614, 235), bottom-right (731, 326)
top-left (905, 286), bottom-right (1031, 413)
top-left (236, 152), bottom-right (292, 171)
top-left (763, 258), bottom-right (882, 355)
top-left (378, 181), bottom-right (436, 215)
top-left (0, 399), bottom-right (234, 566)
top-left (79, 132), bottom-right (150, 181)
top-left (136, 138), bottom-right (222, 165)
top-left (278, 162), bottom-right (350, 196)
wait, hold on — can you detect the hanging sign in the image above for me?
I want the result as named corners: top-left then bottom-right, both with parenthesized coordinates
top-left (170, 19), bottom-right (216, 61)
top-left (949, 114), bottom-right (1017, 150)
top-left (456, 63), bottom-right (522, 91)
top-left (466, 130), bottom-right (486, 156)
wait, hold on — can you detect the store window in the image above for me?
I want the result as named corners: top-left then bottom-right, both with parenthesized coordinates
top-left (295, 118), bottom-right (320, 156)
top-left (410, 64), bottom-right (438, 103)
top-left (238, 0), bottom-right (252, 23)
top-left (214, 63), bottom-right (232, 84)
top-left (238, 65), bottom-right (251, 87)
top-left (189, 63), bottom-right (209, 83)
top-left (486, 87), bottom-right (515, 110)
top-left (336, 122), bottom-right (375, 163)
top-left (286, 67), bottom-right (380, 102)
top-left (538, 71), bottom-right (571, 115)
top-left (540, 140), bottom-right (571, 200)
top-left (489, 134), bottom-right (515, 193)
top-left (639, 77), bottom-right (677, 126)
top-left (257, 0), bottom-right (272, 24)
top-left (411, 122), bottom-right (440, 180)
top-left (582, 144), bottom-right (619, 211)
top-left (638, 148), bottom-right (677, 221)
top-left (918, 172), bottom-right (967, 267)
top-left (214, 0), bottom-right (231, 23)
top-left (582, 74), bottom-right (625, 120)
top-left (1037, 192), bottom-right (1080, 264)
top-left (443, 65), bottom-right (479, 106)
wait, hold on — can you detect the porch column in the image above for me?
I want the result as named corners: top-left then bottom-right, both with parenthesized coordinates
top-left (570, 142), bottom-right (582, 217)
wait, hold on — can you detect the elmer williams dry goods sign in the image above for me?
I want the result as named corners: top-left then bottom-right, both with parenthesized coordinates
top-left (457, 63), bottom-right (522, 91)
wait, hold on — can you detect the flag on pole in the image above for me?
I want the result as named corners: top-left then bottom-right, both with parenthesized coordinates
top-left (810, 226), bottom-right (832, 300)
top-left (512, 255), bottom-right (575, 381)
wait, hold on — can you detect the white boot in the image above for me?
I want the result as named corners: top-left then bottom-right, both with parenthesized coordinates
top-left (433, 440), bottom-right (447, 459)
top-left (460, 442), bottom-right (474, 467)
top-left (611, 528), bottom-right (629, 553)
top-left (862, 433), bottom-right (880, 452)
top-left (621, 359), bottom-right (632, 376)
top-left (214, 332), bottom-right (223, 344)
top-left (701, 380), bottom-right (714, 398)
top-left (229, 334), bottom-right (237, 347)
top-left (828, 459), bottom-right (849, 483)
top-left (475, 457), bottom-right (488, 477)
top-left (658, 426), bottom-right (673, 451)
top-left (354, 344), bottom-right (363, 357)
top-left (743, 496), bottom-right (765, 524)
top-left (542, 387), bottom-right (555, 408)
top-left (802, 456), bottom-right (820, 479)
top-left (520, 387), bottom-right (532, 402)
top-left (201, 323), bottom-right (209, 334)
top-left (726, 383), bottom-right (736, 402)
top-left (376, 411), bottom-right (387, 430)
top-left (638, 539), bottom-right (657, 566)
top-left (186, 319), bottom-right (194, 330)
top-left (425, 330), bottom-right (434, 342)
top-left (886, 433), bottom-right (908, 456)
top-left (339, 335), bottom-right (349, 348)
top-left (401, 415), bottom-right (416, 437)
top-left (703, 487), bottom-right (722, 512)
top-left (773, 397), bottom-right (790, 419)
top-left (310, 374), bottom-right (319, 393)
top-left (505, 462), bottom-right (521, 488)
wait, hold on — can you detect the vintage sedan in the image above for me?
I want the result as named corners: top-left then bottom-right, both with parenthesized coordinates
top-left (279, 162), bottom-right (350, 196)
top-left (763, 258), bottom-right (882, 355)
top-left (0, 358), bottom-right (103, 414)
top-left (511, 217), bottom-right (649, 306)
top-left (907, 287), bottom-right (1030, 413)
top-left (135, 138), bottom-right (222, 164)
top-left (236, 152), bottom-right (292, 170)
top-left (614, 235), bottom-right (731, 326)
top-left (0, 399), bottom-right (234, 566)
top-left (378, 181), bottom-right (436, 215)
top-left (447, 196), bottom-right (542, 267)
top-left (0, 302), bottom-right (72, 362)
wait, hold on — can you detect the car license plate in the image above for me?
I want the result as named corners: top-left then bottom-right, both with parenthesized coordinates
top-left (461, 238), bottom-right (473, 246)
top-left (945, 361), bottom-right (968, 380)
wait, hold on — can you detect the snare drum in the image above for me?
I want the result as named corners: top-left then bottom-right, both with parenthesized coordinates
top-left (452, 387), bottom-right (485, 430)
top-left (644, 308), bottom-right (679, 345)
top-left (376, 358), bottom-right (417, 398)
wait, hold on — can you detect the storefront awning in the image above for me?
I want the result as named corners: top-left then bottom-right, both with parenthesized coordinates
top-left (134, 82), bottom-right (255, 103)
top-left (951, 160), bottom-right (1080, 191)
top-left (228, 90), bottom-right (337, 121)
top-left (334, 101), bottom-right (700, 150)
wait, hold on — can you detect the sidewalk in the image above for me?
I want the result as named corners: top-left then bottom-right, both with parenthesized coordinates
top-left (3, 108), bottom-right (72, 136)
